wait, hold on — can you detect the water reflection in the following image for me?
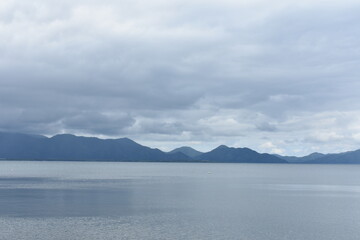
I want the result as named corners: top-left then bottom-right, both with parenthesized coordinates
top-left (0, 162), bottom-right (360, 240)
top-left (0, 180), bottom-right (137, 217)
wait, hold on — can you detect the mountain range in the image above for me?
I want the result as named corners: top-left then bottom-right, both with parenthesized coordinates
top-left (274, 152), bottom-right (326, 163)
top-left (169, 146), bottom-right (203, 158)
top-left (0, 131), bottom-right (359, 164)
top-left (0, 132), bottom-right (190, 162)
top-left (195, 145), bottom-right (286, 163)
top-left (274, 150), bottom-right (360, 164)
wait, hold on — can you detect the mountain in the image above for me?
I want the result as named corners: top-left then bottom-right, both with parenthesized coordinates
top-left (0, 132), bottom-right (191, 162)
top-left (275, 152), bottom-right (325, 163)
top-left (196, 145), bottom-right (287, 163)
top-left (277, 150), bottom-right (360, 164)
top-left (2, 131), bottom-right (360, 164)
top-left (305, 149), bottom-right (360, 164)
top-left (169, 146), bottom-right (203, 158)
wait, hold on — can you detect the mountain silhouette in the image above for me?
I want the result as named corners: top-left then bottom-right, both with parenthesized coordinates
top-left (2, 131), bottom-right (360, 164)
top-left (196, 145), bottom-right (286, 163)
top-left (169, 146), bottom-right (203, 158)
top-left (0, 132), bottom-right (191, 162)
top-left (275, 152), bottom-right (325, 163)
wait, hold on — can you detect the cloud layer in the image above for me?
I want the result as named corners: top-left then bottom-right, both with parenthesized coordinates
top-left (1, 0), bottom-right (360, 155)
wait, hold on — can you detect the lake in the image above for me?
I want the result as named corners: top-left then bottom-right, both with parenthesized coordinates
top-left (0, 161), bottom-right (359, 240)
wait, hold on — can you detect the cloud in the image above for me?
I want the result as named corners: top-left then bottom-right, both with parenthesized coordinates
top-left (60, 111), bottom-right (135, 135)
top-left (1, 0), bottom-right (360, 155)
top-left (256, 122), bottom-right (277, 132)
top-left (260, 141), bottom-right (284, 155)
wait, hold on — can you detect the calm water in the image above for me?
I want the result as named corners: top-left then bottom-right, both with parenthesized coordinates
top-left (0, 161), bottom-right (360, 240)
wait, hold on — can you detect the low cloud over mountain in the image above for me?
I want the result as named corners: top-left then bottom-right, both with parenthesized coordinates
top-left (1, 1), bottom-right (360, 155)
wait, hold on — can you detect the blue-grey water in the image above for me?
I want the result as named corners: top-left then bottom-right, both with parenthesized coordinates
top-left (0, 161), bottom-right (360, 240)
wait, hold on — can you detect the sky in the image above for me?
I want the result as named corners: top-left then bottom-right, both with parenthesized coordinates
top-left (1, 0), bottom-right (360, 156)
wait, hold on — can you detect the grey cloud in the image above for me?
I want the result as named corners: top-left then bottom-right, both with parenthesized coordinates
top-left (256, 122), bottom-right (277, 132)
top-left (130, 119), bottom-right (185, 135)
top-left (60, 111), bottom-right (135, 135)
top-left (1, 0), bottom-right (360, 155)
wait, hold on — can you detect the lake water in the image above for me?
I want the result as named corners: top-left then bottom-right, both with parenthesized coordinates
top-left (0, 161), bottom-right (359, 240)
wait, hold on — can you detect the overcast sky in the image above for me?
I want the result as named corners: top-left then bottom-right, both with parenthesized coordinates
top-left (1, 0), bottom-right (360, 155)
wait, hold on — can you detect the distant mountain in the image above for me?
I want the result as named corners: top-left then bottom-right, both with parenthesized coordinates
top-left (169, 146), bottom-right (203, 158)
top-left (276, 150), bottom-right (360, 164)
top-left (196, 145), bottom-right (287, 163)
top-left (0, 132), bottom-right (191, 162)
top-left (275, 152), bottom-right (325, 163)
top-left (305, 149), bottom-right (360, 164)
top-left (2, 131), bottom-right (360, 164)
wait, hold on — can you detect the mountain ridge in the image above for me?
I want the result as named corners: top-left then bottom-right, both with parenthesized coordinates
top-left (0, 132), bottom-right (191, 162)
top-left (1, 131), bottom-right (360, 164)
top-left (274, 152), bottom-right (326, 163)
top-left (169, 146), bottom-right (203, 158)
top-left (196, 145), bottom-right (287, 163)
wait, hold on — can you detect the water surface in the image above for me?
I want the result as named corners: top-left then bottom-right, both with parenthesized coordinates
top-left (0, 161), bottom-right (359, 240)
